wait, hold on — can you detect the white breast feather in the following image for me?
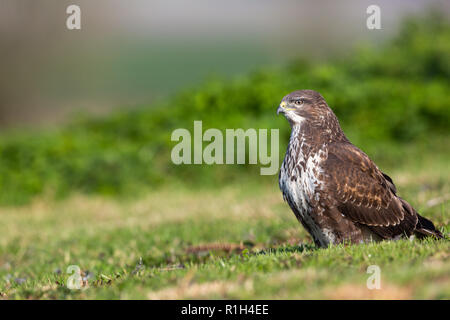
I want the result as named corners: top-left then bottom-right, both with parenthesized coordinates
top-left (280, 129), bottom-right (332, 246)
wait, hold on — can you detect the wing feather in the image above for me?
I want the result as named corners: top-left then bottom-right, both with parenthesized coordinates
top-left (324, 143), bottom-right (417, 234)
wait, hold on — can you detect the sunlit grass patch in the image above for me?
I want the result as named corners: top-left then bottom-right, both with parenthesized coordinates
top-left (0, 149), bottom-right (448, 299)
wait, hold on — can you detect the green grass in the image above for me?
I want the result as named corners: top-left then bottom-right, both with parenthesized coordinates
top-left (0, 150), bottom-right (448, 299)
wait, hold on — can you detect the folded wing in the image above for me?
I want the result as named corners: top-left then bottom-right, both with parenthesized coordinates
top-left (324, 142), bottom-right (418, 238)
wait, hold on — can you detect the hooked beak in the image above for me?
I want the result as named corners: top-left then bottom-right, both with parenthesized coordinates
top-left (277, 101), bottom-right (287, 115)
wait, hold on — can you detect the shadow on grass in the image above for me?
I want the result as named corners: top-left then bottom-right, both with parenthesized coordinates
top-left (255, 243), bottom-right (317, 256)
top-left (137, 242), bottom-right (317, 272)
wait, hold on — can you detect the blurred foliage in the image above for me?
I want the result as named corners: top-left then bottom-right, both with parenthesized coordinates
top-left (0, 12), bottom-right (449, 205)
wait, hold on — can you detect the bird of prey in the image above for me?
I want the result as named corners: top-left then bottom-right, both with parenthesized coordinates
top-left (277, 89), bottom-right (443, 248)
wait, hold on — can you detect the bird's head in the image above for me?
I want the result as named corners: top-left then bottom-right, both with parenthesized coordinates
top-left (277, 89), bottom-right (328, 125)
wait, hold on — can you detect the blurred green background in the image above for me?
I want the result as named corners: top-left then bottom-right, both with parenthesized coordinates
top-left (0, 1), bottom-right (449, 205)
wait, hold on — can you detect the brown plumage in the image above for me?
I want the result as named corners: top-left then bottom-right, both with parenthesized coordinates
top-left (277, 89), bottom-right (443, 248)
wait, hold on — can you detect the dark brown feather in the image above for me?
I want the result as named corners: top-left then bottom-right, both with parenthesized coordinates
top-left (324, 142), bottom-right (418, 238)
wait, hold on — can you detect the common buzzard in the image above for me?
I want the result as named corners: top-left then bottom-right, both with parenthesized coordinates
top-left (277, 89), bottom-right (443, 248)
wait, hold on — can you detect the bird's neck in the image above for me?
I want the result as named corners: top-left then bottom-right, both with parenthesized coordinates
top-left (286, 119), bottom-right (348, 161)
top-left (285, 125), bottom-right (315, 165)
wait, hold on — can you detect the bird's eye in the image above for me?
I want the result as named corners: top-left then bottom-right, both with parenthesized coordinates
top-left (294, 99), bottom-right (303, 106)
